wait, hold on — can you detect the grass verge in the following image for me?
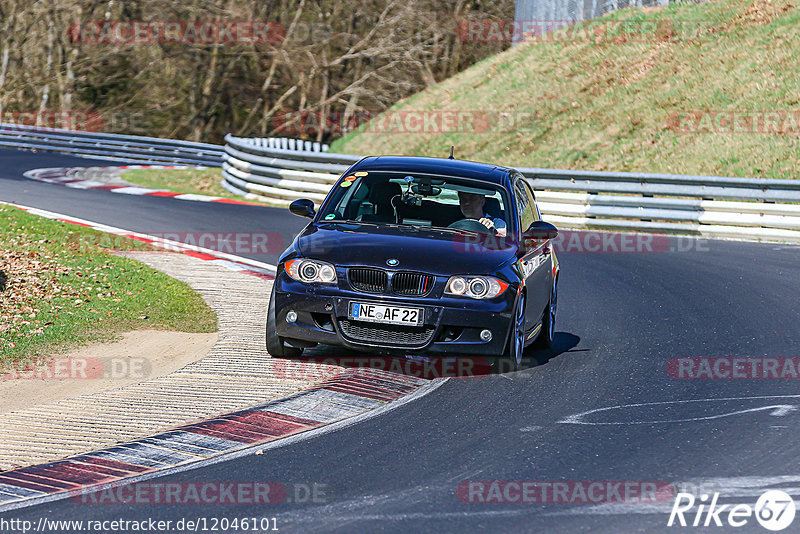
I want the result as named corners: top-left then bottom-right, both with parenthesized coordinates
top-left (331, 0), bottom-right (800, 179)
top-left (0, 204), bottom-right (217, 368)
top-left (121, 167), bottom-right (278, 205)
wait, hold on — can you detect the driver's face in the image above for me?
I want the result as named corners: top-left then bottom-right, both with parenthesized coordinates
top-left (458, 192), bottom-right (486, 218)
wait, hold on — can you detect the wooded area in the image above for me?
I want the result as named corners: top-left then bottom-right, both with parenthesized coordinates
top-left (0, 0), bottom-right (512, 143)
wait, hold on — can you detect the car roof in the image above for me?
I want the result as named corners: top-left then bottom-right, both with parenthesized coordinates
top-left (350, 156), bottom-right (516, 186)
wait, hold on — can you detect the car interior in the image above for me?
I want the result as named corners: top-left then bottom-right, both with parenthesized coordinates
top-left (333, 176), bottom-right (506, 229)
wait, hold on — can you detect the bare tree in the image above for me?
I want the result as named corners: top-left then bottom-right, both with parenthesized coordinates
top-left (0, 0), bottom-right (513, 141)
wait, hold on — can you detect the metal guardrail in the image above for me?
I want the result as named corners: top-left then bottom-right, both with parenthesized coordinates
top-left (0, 123), bottom-right (224, 166)
top-left (222, 134), bottom-right (800, 243)
top-left (11, 125), bottom-right (792, 242)
top-left (221, 135), bottom-right (359, 204)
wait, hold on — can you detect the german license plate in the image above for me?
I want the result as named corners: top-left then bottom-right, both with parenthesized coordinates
top-left (349, 302), bottom-right (423, 326)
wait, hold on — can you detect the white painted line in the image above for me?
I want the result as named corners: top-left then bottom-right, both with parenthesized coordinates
top-left (0, 484), bottom-right (46, 498)
top-left (24, 167), bottom-right (234, 206)
top-left (150, 431), bottom-right (243, 452)
top-left (208, 259), bottom-right (249, 271)
top-left (87, 450), bottom-right (167, 469)
top-left (135, 437), bottom-right (216, 457)
top-left (266, 390), bottom-right (378, 422)
top-left (263, 388), bottom-right (385, 413)
top-left (0, 201), bottom-right (277, 273)
top-left (174, 193), bottom-right (223, 202)
top-left (115, 442), bottom-right (202, 465)
top-left (558, 395), bottom-right (800, 425)
top-left (110, 186), bottom-right (164, 195)
top-left (66, 180), bottom-right (110, 189)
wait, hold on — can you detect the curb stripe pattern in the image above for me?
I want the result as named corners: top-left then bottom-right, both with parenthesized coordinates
top-left (0, 194), bottom-right (435, 511)
top-left (23, 166), bottom-right (264, 207)
top-left (0, 369), bottom-right (427, 508)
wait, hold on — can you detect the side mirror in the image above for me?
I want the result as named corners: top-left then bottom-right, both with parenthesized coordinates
top-left (289, 199), bottom-right (315, 219)
top-left (522, 220), bottom-right (559, 241)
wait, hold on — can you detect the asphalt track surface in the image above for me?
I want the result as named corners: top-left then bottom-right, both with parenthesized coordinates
top-left (2, 147), bottom-right (800, 533)
top-left (0, 149), bottom-right (303, 267)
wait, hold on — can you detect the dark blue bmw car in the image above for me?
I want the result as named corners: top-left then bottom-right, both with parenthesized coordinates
top-left (267, 156), bottom-right (559, 371)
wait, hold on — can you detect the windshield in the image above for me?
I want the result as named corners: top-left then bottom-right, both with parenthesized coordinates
top-left (318, 171), bottom-right (512, 234)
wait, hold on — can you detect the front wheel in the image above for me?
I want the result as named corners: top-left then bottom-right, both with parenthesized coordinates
top-left (534, 278), bottom-right (557, 348)
top-left (266, 285), bottom-right (303, 358)
top-left (496, 294), bottom-right (525, 373)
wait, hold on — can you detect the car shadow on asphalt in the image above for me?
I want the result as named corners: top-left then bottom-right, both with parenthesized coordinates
top-left (520, 332), bottom-right (582, 370)
top-left (282, 331), bottom-right (582, 379)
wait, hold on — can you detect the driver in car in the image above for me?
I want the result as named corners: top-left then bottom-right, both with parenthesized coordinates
top-left (457, 191), bottom-right (507, 237)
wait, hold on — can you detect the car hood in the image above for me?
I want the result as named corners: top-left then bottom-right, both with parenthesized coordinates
top-left (296, 222), bottom-right (518, 275)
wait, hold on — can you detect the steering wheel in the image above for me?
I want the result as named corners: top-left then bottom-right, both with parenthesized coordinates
top-left (447, 218), bottom-right (491, 234)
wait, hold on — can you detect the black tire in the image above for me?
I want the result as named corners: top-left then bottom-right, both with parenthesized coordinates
top-left (496, 294), bottom-right (525, 373)
top-left (266, 285), bottom-right (304, 358)
top-left (534, 278), bottom-right (557, 349)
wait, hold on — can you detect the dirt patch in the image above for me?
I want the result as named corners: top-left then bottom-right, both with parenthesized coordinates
top-left (0, 253), bottom-right (318, 471)
top-left (0, 329), bottom-right (218, 414)
top-left (736, 0), bottom-right (795, 26)
top-left (0, 244), bottom-right (78, 351)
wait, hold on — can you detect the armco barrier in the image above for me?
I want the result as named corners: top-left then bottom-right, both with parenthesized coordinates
top-left (5, 124), bottom-right (796, 243)
top-left (0, 123), bottom-right (224, 166)
top-left (221, 134), bottom-right (358, 205)
top-left (222, 134), bottom-right (800, 243)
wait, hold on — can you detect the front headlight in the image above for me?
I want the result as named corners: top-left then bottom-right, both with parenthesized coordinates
top-left (285, 259), bottom-right (337, 284)
top-left (444, 276), bottom-right (508, 299)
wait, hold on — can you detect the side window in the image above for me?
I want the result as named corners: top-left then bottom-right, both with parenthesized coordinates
top-left (342, 178), bottom-right (369, 219)
top-left (515, 179), bottom-right (535, 232)
top-left (522, 181), bottom-right (541, 222)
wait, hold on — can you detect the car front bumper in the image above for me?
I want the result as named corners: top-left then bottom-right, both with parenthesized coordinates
top-left (273, 275), bottom-right (517, 357)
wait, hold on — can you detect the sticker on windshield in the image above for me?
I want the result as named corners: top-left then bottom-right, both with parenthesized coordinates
top-left (354, 172), bottom-right (368, 177)
top-left (344, 174), bottom-right (357, 182)
top-left (324, 214), bottom-right (336, 220)
top-left (340, 180), bottom-right (353, 188)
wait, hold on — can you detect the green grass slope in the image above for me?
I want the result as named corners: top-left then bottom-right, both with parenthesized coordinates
top-left (332, 0), bottom-right (800, 178)
top-left (0, 205), bottom-right (217, 365)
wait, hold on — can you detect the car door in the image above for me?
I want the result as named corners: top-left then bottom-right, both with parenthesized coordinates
top-left (514, 176), bottom-right (552, 335)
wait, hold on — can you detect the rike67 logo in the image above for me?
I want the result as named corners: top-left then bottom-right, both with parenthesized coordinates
top-left (668, 490), bottom-right (796, 530)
